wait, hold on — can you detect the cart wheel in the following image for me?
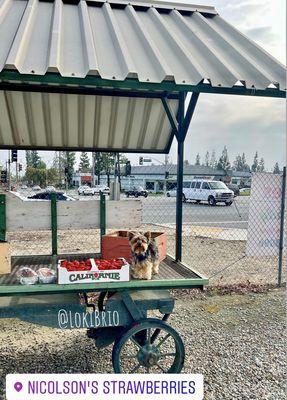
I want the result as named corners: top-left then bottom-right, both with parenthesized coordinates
top-left (112, 318), bottom-right (185, 374)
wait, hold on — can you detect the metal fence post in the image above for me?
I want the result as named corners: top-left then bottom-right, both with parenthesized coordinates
top-left (278, 166), bottom-right (286, 286)
top-left (51, 193), bottom-right (58, 255)
top-left (0, 194), bottom-right (6, 242)
top-left (100, 192), bottom-right (106, 243)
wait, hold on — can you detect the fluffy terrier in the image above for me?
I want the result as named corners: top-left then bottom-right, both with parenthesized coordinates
top-left (128, 231), bottom-right (159, 280)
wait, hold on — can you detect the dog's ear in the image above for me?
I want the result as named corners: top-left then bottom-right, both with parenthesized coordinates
top-left (144, 231), bottom-right (151, 241)
top-left (128, 231), bottom-right (135, 241)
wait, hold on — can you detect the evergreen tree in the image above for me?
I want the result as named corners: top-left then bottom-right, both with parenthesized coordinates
top-left (195, 153), bottom-right (201, 166)
top-left (30, 151), bottom-right (42, 168)
top-left (241, 153), bottom-right (250, 172)
top-left (273, 162), bottom-right (280, 174)
top-left (258, 157), bottom-right (265, 172)
top-left (251, 151), bottom-right (259, 172)
top-left (210, 150), bottom-right (216, 169)
top-left (25, 150), bottom-right (32, 167)
top-left (233, 154), bottom-right (242, 171)
top-left (59, 151), bottom-right (76, 187)
top-left (79, 152), bottom-right (90, 173)
top-left (205, 151), bottom-right (210, 167)
top-left (217, 146), bottom-right (231, 171)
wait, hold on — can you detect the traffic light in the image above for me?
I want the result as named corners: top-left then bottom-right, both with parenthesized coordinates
top-left (18, 164), bottom-right (22, 172)
top-left (139, 157), bottom-right (143, 165)
top-left (1, 170), bottom-right (7, 183)
top-left (165, 171), bottom-right (169, 179)
top-left (11, 150), bottom-right (18, 162)
top-left (125, 161), bottom-right (131, 176)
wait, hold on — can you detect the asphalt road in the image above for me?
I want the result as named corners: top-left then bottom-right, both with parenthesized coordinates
top-left (139, 196), bottom-right (250, 229)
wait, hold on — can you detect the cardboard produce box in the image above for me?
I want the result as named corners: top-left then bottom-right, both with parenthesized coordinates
top-left (0, 242), bottom-right (11, 275)
top-left (101, 231), bottom-right (167, 262)
top-left (58, 258), bottom-right (130, 285)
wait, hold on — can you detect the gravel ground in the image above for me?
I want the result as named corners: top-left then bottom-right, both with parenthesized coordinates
top-left (7, 227), bottom-right (283, 287)
top-left (0, 289), bottom-right (285, 399)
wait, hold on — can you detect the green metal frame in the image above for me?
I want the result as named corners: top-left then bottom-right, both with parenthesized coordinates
top-left (50, 193), bottom-right (58, 255)
top-left (0, 70), bottom-right (285, 98)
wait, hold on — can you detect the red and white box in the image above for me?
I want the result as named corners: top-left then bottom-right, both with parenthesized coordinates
top-left (57, 258), bottom-right (130, 285)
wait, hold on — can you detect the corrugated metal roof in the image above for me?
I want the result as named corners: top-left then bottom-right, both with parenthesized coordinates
top-left (0, 0), bottom-right (285, 152)
top-left (0, 0), bottom-right (285, 89)
top-left (0, 90), bottom-right (178, 151)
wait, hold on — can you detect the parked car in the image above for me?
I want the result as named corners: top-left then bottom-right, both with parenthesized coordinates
top-left (32, 185), bottom-right (41, 191)
top-left (93, 185), bottom-right (110, 195)
top-left (27, 191), bottom-right (75, 201)
top-left (45, 185), bottom-right (56, 192)
top-left (19, 185), bottom-right (28, 190)
top-left (78, 185), bottom-right (95, 196)
top-left (182, 179), bottom-right (234, 206)
top-left (226, 183), bottom-right (240, 197)
top-left (125, 187), bottom-right (148, 198)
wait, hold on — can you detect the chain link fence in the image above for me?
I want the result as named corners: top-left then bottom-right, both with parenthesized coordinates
top-left (2, 153), bottom-right (286, 288)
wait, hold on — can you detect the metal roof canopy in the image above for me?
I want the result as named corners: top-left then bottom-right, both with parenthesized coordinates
top-left (0, 0), bottom-right (285, 153)
top-left (0, 0), bottom-right (285, 261)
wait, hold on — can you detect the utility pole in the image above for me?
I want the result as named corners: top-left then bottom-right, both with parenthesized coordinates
top-left (7, 151), bottom-right (11, 191)
top-left (92, 152), bottom-right (95, 187)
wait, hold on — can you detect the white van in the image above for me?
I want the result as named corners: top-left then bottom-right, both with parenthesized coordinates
top-left (183, 179), bottom-right (234, 206)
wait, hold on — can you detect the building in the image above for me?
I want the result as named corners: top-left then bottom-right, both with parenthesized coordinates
top-left (101, 165), bottom-right (227, 193)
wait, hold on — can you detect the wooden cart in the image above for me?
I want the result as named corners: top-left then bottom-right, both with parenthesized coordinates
top-left (0, 254), bottom-right (208, 373)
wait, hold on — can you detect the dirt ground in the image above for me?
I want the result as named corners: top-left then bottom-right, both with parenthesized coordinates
top-left (0, 289), bottom-right (285, 399)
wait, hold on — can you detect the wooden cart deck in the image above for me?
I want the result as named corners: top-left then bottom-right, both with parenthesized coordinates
top-left (0, 255), bottom-right (208, 296)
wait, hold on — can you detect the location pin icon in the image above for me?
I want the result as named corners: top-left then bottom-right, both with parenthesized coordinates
top-left (14, 382), bottom-right (23, 393)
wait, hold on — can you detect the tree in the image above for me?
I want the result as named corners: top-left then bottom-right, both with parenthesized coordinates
top-left (79, 152), bottom-right (90, 173)
top-left (210, 150), bottom-right (217, 169)
top-left (273, 162), bottom-right (280, 174)
top-left (217, 146), bottom-right (231, 171)
top-left (25, 167), bottom-right (47, 187)
top-left (241, 153), bottom-right (250, 172)
top-left (233, 154), bottom-right (242, 171)
top-left (258, 157), bottom-right (265, 172)
top-left (57, 151), bottom-right (76, 187)
top-left (205, 151), bottom-right (210, 167)
top-left (25, 150), bottom-right (32, 167)
top-left (195, 153), bottom-right (201, 166)
top-left (251, 151), bottom-right (259, 172)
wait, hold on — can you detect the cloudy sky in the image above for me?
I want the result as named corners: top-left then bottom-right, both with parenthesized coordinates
top-left (144, 0), bottom-right (286, 170)
top-left (0, 0), bottom-right (285, 172)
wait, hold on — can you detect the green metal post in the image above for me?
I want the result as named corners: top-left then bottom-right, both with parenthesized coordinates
top-left (0, 194), bottom-right (6, 242)
top-left (278, 166), bottom-right (286, 286)
top-left (51, 193), bottom-right (58, 255)
top-left (100, 192), bottom-right (106, 247)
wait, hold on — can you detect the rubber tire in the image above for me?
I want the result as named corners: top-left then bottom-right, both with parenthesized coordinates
top-left (196, 200), bottom-right (200, 204)
top-left (208, 196), bottom-right (216, 206)
top-left (225, 201), bottom-right (233, 206)
top-left (182, 194), bottom-right (186, 203)
top-left (134, 193), bottom-right (139, 198)
top-left (144, 193), bottom-right (148, 198)
top-left (126, 193), bottom-right (129, 198)
top-left (112, 318), bottom-right (185, 374)
top-left (167, 193), bottom-right (170, 197)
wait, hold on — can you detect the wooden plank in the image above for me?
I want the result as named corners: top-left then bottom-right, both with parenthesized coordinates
top-left (5, 192), bottom-right (142, 231)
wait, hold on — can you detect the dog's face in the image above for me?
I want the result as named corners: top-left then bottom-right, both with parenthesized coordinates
top-left (128, 231), bottom-right (151, 255)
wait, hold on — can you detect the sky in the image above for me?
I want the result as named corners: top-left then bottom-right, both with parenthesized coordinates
top-left (0, 0), bottom-right (285, 172)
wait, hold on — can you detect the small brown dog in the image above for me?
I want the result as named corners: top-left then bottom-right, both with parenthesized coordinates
top-left (128, 231), bottom-right (159, 280)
